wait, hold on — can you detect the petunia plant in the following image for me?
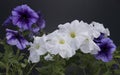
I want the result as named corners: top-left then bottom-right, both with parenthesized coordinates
top-left (0, 4), bottom-right (120, 75)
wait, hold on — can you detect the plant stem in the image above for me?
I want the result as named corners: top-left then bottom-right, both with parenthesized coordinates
top-left (6, 64), bottom-right (9, 75)
top-left (83, 68), bottom-right (86, 75)
top-left (26, 64), bottom-right (36, 75)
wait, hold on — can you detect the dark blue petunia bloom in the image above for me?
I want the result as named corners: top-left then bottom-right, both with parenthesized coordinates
top-left (31, 11), bottom-right (45, 33)
top-left (94, 37), bottom-right (116, 62)
top-left (11, 4), bottom-right (39, 30)
top-left (29, 11), bottom-right (46, 38)
top-left (6, 29), bottom-right (29, 50)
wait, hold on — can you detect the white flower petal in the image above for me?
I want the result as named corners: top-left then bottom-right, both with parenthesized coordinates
top-left (44, 54), bottom-right (53, 61)
top-left (90, 21), bottom-right (110, 36)
top-left (28, 34), bottom-right (47, 63)
top-left (46, 30), bottom-right (75, 58)
top-left (28, 51), bottom-right (40, 63)
top-left (80, 38), bottom-right (100, 54)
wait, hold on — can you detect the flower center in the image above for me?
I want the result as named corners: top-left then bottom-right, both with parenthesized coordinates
top-left (22, 14), bottom-right (28, 20)
top-left (70, 32), bottom-right (76, 38)
top-left (101, 44), bottom-right (108, 53)
top-left (59, 39), bottom-right (65, 44)
top-left (35, 44), bottom-right (40, 49)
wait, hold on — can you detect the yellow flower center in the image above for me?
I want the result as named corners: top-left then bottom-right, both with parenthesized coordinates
top-left (59, 39), bottom-right (65, 44)
top-left (70, 32), bottom-right (76, 38)
top-left (36, 44), bottom-right (40, 49)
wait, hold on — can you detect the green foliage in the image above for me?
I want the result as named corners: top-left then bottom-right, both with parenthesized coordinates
top-left (0, 40), bottom-right (34, 75)
top-left (34, 50), bottom-right (120, 75)
top-left (0, 39), bottom-right (120, 75)
top-left (36, 55), bottom-right (66, 75)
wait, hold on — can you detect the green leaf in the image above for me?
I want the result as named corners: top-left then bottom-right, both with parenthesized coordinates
top-left (0, 61), bottom-right (6, 68)
top-left (0, 52), bottom-right (3, 58)
top-left (103, 71), bottom-right (111, 75)
top-left (114, 56), bottom-right (120, 58)
top-left (21, 63), bottom-right (26, 68)
top-left (114, 69), bottom-right (120, 75)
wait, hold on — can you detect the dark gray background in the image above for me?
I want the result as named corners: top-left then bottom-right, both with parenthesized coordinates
top-left (0, 0), bottom-right (120, 45)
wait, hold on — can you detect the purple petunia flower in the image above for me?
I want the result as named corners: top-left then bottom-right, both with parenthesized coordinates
top-left (6, 29), bottom-right (29, 50)
top-left (11, 4), bottom-right (39, 30)
top-left (94, 38), bottom-right (116, 62)
top-left (31, 11), bottom-right (45, 33)
top-left (29, 11), bottom-right (46, 38)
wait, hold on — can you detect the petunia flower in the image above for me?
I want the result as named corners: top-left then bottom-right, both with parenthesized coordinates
top-left (46, 30), bottom-right (75, 58)
top-left (94, 37), bottom-right (116, 62)
top-left (90, 22), bottom-right (110, 36)
top-left (80, 37), bottom-right (100, 54)
top-left (29, 11), bottom-right (46, 37)
top-left (28, 35), bottom-right (47, 63)
top-left (11, 4), bottom-right (39, 30)
top-left (6, 29), bottom-right (29, 50)
top-left (36, 11), bottom-right (46, 30)
top-left (58, 20), bottom-right (100, 54)
top-left (58, 20), bottom-right (89, 50)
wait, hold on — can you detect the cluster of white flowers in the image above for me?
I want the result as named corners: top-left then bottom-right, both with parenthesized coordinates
top-left (28, 20), bottom-right (109, 63)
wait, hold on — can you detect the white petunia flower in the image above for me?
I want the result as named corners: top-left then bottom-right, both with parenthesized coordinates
top-left (88, 25), bottom-right (100, 39)
top-left (90, 22), bottom-right (110, 36)
top-left (80, 36), bottom-right (100, 54)
top-left (58, 20), bottom-right (90, 50)
top-left (58, 20), bottom-right (100, 54)
top-left (46, 30), bottom-right (75, 58)
top-left (28, 35), bottom-right (47, 63)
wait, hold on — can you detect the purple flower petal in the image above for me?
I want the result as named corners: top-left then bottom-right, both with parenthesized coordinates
top-left (36, 11), bottom-right (46, 29)
top-left (11, 4), bottom-right (39, 30)
top-left (2, 16), bottom-right (12, 26)
top-left (32, 27), bottom-right (40, 33)
top-left (95, 52), bottom-right (113, 62)
top-left (16, 38), bottom-right (29, 50)
top-left (94, 34), bottom-right (116, 62)
top-left (6, 29), bottom-right (29, 50)
top-left (28, 11), bottom-right (46, 38)
top-left (7, 37), bottom-right (18, 45)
